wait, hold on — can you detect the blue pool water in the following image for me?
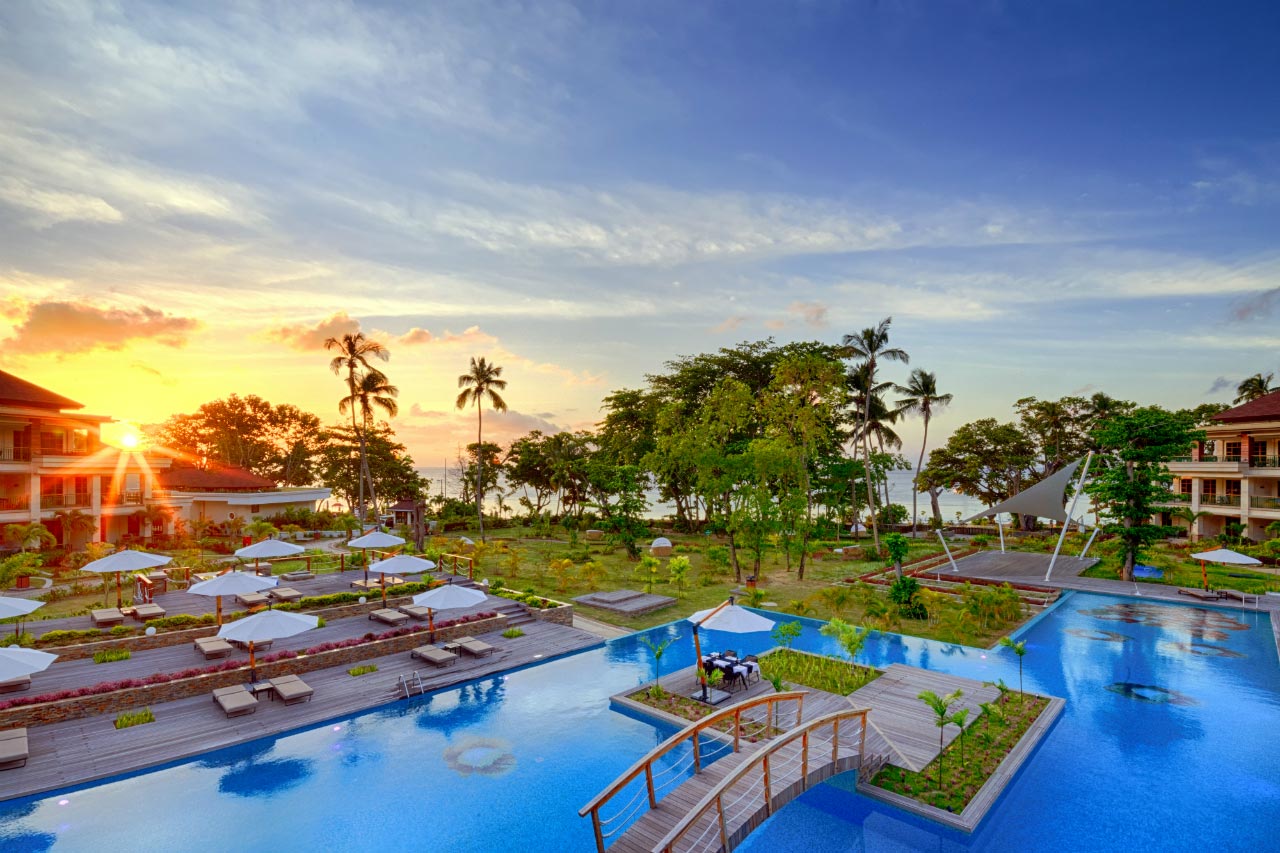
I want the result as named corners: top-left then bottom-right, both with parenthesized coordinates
top-left (0, 593), bottom-right (1276, 852)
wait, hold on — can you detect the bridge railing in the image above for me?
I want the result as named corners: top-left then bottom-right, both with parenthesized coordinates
top-left (654, 706), bottom-right (870, 853)
top-left (579, 691), bottom-right (806, 852)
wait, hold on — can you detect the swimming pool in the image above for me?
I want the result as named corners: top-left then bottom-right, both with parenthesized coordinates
top-left (0, 593), bottom-right (1275, 852)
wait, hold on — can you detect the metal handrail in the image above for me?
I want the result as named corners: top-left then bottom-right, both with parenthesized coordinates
top-left (654, 707), bottom-right (870, 853)
top-left (579, 691), bottom-right (806, 853)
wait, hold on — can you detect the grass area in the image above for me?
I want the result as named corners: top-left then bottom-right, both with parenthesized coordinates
top-left (92, 648), bottom-right (131, 664)
top-left (347, 664), bottom-right (378, 677)
top-left (1077, 539), bottom-right (1280, 594)
top-left (872, 692), bottom-right (1050, 813)
top-left (758, 648), bottom-right (878, 695)
top-left (500, 627), bottom-right (524, 638)
top-left (113, 707), bottom-right (155, 729)
top-left (626, 687), bottom-right (783, 742)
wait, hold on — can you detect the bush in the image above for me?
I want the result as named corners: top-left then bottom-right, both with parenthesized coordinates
top-left (888, 576), bottom-right (927, 620)
top-left (347, 664), bottom-right (378, 677)
top-left (37, 629), bottom-right (105, 646)
top-left (145, 613), bottom-right (216, 631)
top-left (114, 707), bottom-right (155, 729)
top-left (877, 503), bottom-right (909, 526)
top-left (93, 648), bottom-right (132, 664)
top-left (501, 627), bottom-right (525, 639)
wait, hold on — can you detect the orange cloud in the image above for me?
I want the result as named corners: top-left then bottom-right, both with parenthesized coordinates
top-left (788, 301), bottom-right (828, 327)
top-left (265, 311), bottom-right (362, 351)
top-left (3, 299), bottom-right (199, 355)
top-left (711, 315), bottom-right (747, 333)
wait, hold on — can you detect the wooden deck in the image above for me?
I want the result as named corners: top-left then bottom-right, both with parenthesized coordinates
top-left (602, 662), bottom-right (1007, 851)
top-left (2, 619), bottom-right (602, 802)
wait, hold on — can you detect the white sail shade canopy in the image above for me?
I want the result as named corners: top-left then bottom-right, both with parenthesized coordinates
top-left (964, 457), bottom-right (1085, 524)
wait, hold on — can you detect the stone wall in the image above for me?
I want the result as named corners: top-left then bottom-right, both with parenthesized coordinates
top-left (527, 602), bottom-right (574, 626)
top-left (0, 614), bottom-right (506, 729)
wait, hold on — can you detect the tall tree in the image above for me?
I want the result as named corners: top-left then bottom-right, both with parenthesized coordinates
top-left (1086, 407), bottom-right (1202, 582)
top-left (896, 369), bottom-right (953, 537)
top-left (842, 317), bottom-right (909, 553)
top-left (325, 332), bottom-right (390, 521)
top-left (1235, 372), bottom-right (1275, 404)
top-left (456, 357), bottom-right (508, 541)
top-left (340, 368), bottom-right (399, 516)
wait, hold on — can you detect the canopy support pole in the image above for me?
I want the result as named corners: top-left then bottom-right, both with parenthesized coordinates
top-left (1046, 451), bottom-right (1094, 582)
top-left (996, 519), bottom-right (1006, 553)
top-left (1079, 527), bottom-right (1102, 561)
top-left (935, 531), bottom-right (958, 573)
top-left (692, 598), bottom-right (734, 703)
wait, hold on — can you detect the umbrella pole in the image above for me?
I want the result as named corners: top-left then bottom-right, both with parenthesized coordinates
top-left (428, 608), bottom-right (435, 644)
top-left (1202, 560), bottom-right (1208, 592)
top-left (381, 575), bottom-right (387, 606)
top-left (692, 625), bottom-right (707, 702)
top-left (363, 549), bottom-right (368, 584)
top-left (249, 640), bottom-right (256, 682)
top-left (216, 596), bottom-right (223, 627)
top-left (115, 572), bottom-right (122, 609)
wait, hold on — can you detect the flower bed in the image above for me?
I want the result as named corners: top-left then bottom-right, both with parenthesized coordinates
top-left (758, 648), bottom-right (878, 696)
top-left (625, 690), bottom-right (781, 742)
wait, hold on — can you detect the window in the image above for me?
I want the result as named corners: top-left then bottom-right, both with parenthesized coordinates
top-left (71, 429), bottom-right (89, 452)
top-left (1226, 480), bottom-right (1242, 496)
top-left (1225, 441), bottom-right (1242, 461)
top-left (1179, 479), bottom-right (1192, 496)
top-left (1202, 480), bottom-right (1217, 497)
top-left (250, 505), bottom-right (260, 513)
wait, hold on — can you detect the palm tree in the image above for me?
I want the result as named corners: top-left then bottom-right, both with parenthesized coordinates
top-left (340, 368), bottom-right (399, 517)
top-left (326, 332), bottom-right (390, 521)
top-left (918, 688), bottom-right (962, 790)
top-left (246, 519), bottom-right (278, 542)
top-left (842, 318), bottom-right (909, 554)
top-left (52, 508), bottom-right (97, 548)
top-left (896, 369), bottom-right (953, 537)
top-left (999, 636), bottom-right (1028, 705)
top-left (1172, 506), bottom-right (1211, 542)
top-left (135, 504), bottom-right (172, 541)
top-left (3, 522), bottom-right (55, 553)
top-left (456, 357), bottom-right (508, 542)
top-left (1234, 372), bottom-right (1274, 404)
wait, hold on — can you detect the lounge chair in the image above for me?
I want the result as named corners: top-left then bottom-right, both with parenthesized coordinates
top-left (411, 645), bottom-right (458, 667)
top-left (281, 570), bottom-right (314, 582)
top-left (0, 676), bottom-right (31, 694)
top-left (268, 587), bottom-right (303, 603)
top-left (1177, 587), bottom-right (1221, 602)
top-left (132, 602), bottom-right (166, 621)
top-left (398, 604), bottom-right (431, 620)
top-left (268, 675), bottom-right (314, 705)
top-left (213, 685), bottom-right (258, 718)
top-left (1218, 588), bottom-right (1260, 607)
top-left (194, 637), bottom-right (235, 659)
top-left (235, 592), bottom-right (270, 608)
top-left (253, 564), bottom-right (274, 577)
top-left (91, 608), bottom-right (125, 628)
top-left (0, 728), bottom-right (28, 770)
top-left (454, 636), bottom-right (495, 658)
top-left (370, 608), bottom-right (410, 626)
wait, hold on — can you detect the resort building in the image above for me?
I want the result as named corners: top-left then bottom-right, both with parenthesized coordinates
top-left (1165, 390), bottom-right (1280, 541)
top-left (0, 370), bottom-right (330, 548)
top-left (0, 369), bottom-right (171, 548)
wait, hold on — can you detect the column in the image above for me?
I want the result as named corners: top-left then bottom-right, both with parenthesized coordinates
top-left (28, 472), bottom-right (40, 523)
top-left (90, 475), bottom-right (103, 543)
top-left (1190, 478), bottom-right (1202, 540)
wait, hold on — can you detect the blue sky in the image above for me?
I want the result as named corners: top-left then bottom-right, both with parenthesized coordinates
top-left (1, 0), bottom-right (1278, 460)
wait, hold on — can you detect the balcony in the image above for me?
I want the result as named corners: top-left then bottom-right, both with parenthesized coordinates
top-left (1167, 456), bottom-right (1245, 475)
top-left (1248, 456), bottom-right (1280, 469)
top-left (1200, 494), bottom-right (1241, 508)
top-left (1158, 492), bottom-right (1191, 504)
top-left (0, 496), bottom-right (29, 513)
top-left (39, 493), bottom-right (92, 510)
top-left (1250, 496), bottom-right (1280, 512)
top-left (0, 447), bottom-right (32, 463)
top-left (105, 490), bottom-right (144, 507)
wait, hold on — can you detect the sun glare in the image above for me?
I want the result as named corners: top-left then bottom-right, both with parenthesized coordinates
top-left (119, 432), bottom-right (141, 449)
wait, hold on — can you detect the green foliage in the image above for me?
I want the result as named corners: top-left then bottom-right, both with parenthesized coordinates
top-left (888, 576), bottom-right (927, 619)
top-left (114, 707), bottom-right (155, 729)
top-left (667, 555), bottom-right (691, 591)
top-left (758, 648), bottom-right (877, 695)
top-left (819, 617), bottom-right (873, 676)
top-left (999, 636), bottom-right (1029, 701)
top-left (0, 632), bottom-right (35, 648)
top-left (641, 635), bottom-right (676, 698)
top-left (501, 627), bottom-right (525, 639)
top-left (110, 625), bottom-right (136, 637)
top-left (918, 688), bottom-right (963, 789)
top-left (93, 648), bottom-right (132, 664)
top-left (771, 620), bottom-right (803, 649)
top-left (704, 546), bottom-right (730, 576)
top-left (877, 503), bottom-right (909, 526)
top-left (347, 664), bottom-right (378, 677)
top-left (38, 628), bottom-right (108, 646)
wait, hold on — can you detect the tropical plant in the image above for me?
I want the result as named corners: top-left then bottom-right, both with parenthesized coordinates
top-left (950, 706), bottom-right (971, 771)
top-left (335, 513), bottom-right (362, 542)
top-left (771, 620), bottom-right (803, 649)
top-left (339, 367), bottom-right (400, 515)
top-left (3, 523), bottom-right (55, 553)
top-left (977, 700), bottom-right (1005, 745)
top-left (456, 356), bottom-right (508, 542)
top-left (883, 532), bottom-right (910, 580)
top-left (785, 598), bottom-right (816, 617)
top-left (918, 688), bottom-right (963, 789)
top-left (578, 560), bottom-right (607, 590)
top-left (817, 585), bottom-right (852, 617)
top-left (52, 508), bottom-right (96, 548)
top-left (999, 637), bottom-right (1028, 703)
top-left (666, 555), bottom-right (691, 592)
top-left (1234, 372), bottom-right (1274, 404)
top-left (842, 317), bottom-right (909, 554)
top-left (1171, 506), bottom-right (1211, 543)
top-left (641, 635), bottom-right (676, 700)
top-left (819, 617), bottom-right (872, 684)
top-left (245, 519), bottom-right (277, 542)
top-left (325, 331), bottom-right (390, 520)
top-left (895, 369), bottom-right (953, 537)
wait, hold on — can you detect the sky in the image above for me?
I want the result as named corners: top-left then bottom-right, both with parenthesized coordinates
top-left (2, 0), bottom-right (1279, 465)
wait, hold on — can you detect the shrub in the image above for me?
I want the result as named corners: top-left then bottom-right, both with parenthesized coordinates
top-left (347, 664), bottom-right (378, 677)
top-left (37, 629), bottom-right (105, 646)
top-left (109, 625), bottom-right (135, 637)
top-left (501, 627), bottom-right (525, 639)
top-left (93, 648), bottom-right (132, 664)
top-left (114, 708), bottom-right (155, 729)
top-left (145, 613), bottom-right (216, 631)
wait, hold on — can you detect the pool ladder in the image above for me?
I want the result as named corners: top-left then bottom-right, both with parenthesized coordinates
top-left (397, 670), bottom-right (426, 699)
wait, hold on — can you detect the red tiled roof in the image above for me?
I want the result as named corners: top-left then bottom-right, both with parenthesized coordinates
top-left (1214, 390), bottom-right (1280, 424)
top-left (158, 464), bottom-right (277, 491)
top-left (0, 370), bottom-right (83, 410)
top-left (389, 499), bottom-right (417, 511)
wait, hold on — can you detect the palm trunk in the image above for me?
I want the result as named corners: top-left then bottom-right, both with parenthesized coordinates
top-left (476, 404), bottom-right (486, 542)
top-left (347, 371), bottom-right (365, 522)
top-left (863, 418), bottom-right (880, 553)
top-left (913, 414), bottom-right (929, 538)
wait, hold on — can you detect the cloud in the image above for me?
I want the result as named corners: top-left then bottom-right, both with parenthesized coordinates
top-left (2, 300), bottom-right (199, 355)
top-left (711, 315), bottom-right (746, 333)
top-left (396, 328), bottom-right (435, 345)
top-left (1230, 287), bottom-right (1280, 322)
top-left (130, 361), bottom-right (178, 387)
top-left (763, 319), bottom-right (787, 330)
top-left (788, 301), bottom-right (828, 328)
top-left (1206, 376), bottom-right (1235, 395)
top-left (266, 312), bottom-right (363, 352)
top-left (397, 405), bottom-right (570, 460)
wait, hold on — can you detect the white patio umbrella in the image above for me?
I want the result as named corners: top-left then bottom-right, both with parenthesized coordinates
top-left (412, 582), bottom-right (486, 643)
top-left (0, 596), bottom-right (43, 639)
top-left (0, 647), bottom-right (58, 682)
top-left (1190, 547), bottom-right (1262, 591)
top-left (82, 550), bottom-right (172, 608)
top-left (367, 554), bottom-right (438, 605)
top-left (189, 571), bottom-right (279, 625)
top-left (218, 610), bottom-right (320, 680)
top-left (235, 539), bottom-right (305, 575)
top-left (347, 531), bottom-right (405, 583)
top-left (686, 600), bottom-right (775, 702)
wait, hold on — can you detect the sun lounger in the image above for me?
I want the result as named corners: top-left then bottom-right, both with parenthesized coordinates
top-left (0, 729), bottom-right (29, 770)
top-left (1177, 587), bottom-right (1222, 602)
top-left (132, 603), bottom-right (166, 621)
top-left (268, 675), bottom-right (314, 705)
top-left (411, 645), bottom-right (458, 667)
top-left (91, 608), bottom-right (125, 628)
top-left (1218, 588), bottom-right (1260, 607)
top-left (0, 676), bottom-right (31, 694)
top-left (398, 604), bottom-right (431, 620)
top-left (268, 587), bottom-right (303, 603)
top-left (213, 685), bottom-right (258, 717)
top-left (235, 592), bottom-right (270, 607)
top-left (370, 608), bottom-right (410, 626)
top-left (194, 637), bottom-right (235, 659)
top-left (281, 570), bottom-right (314, 582)
top-left (454, 636), bottom-right (495, 658)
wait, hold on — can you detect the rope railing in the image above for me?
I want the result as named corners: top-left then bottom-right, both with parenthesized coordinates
top-left (579, 691), bottom-right (807, 853)
top-left (654, 707), bottom-right (870, 853)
